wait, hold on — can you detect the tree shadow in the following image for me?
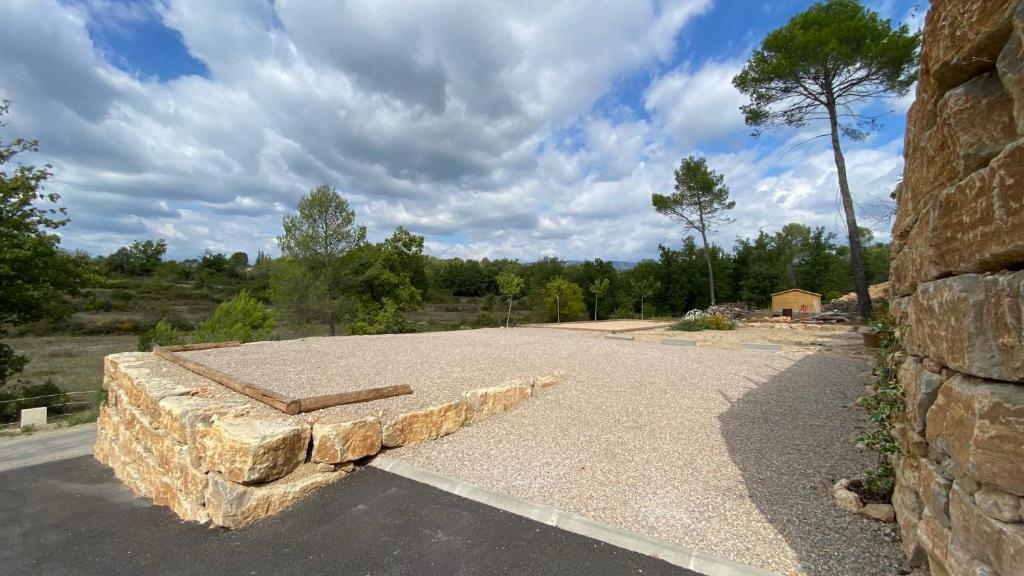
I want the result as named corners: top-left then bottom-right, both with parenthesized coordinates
top-left (718, 351), bottom-right (903, 576)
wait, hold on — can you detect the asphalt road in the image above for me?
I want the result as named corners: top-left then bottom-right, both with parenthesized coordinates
top-left (0, 452), bottom-right (697, 576)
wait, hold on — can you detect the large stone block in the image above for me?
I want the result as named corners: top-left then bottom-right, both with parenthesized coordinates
top-left (999, 26), bottom-right (1024, 135)
top-left (311, 417), bottom-right (381, 464)
top-left (158, 395), bottom-right (249, 445)
top-left (906, 272), bottom-right (1024, 382)
top-left (925, 374), bottom-right (1024, 496)
top-left (893, 478), bottom-right (928, 567)
top-left (900, 356), bottom-right (945, 437)
top-left (932, 140), bottom-right (1024, 278)
top-left (381, 400), bottom-right (469, 447)
top-left (205, 465), bottom-right (346, 529)
top-left (917, 507), bottom-right (952, 576)
top-left (199, 417), bottom-right (310, 484)
top-left (919, 458), bottom-right (954, 529)
top-left (923, 0), bottom-right (1017, 91)
top-left (975, 486), bottom-right (1024, 523)
top-left (937, 71), bottom-right (1018, 176)
top-left (465, 383), bottom-right (531, 422)
top-left (950, 482), bottom-right (1024, 576)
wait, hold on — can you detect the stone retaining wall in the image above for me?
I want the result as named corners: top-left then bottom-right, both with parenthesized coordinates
top-left (890, 2), bottom-right (1024, 575)
top-left (95, 352), bottom-right (556, 528)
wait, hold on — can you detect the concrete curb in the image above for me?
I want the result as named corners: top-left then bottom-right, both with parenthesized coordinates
top-left (370, 456), bottom-right (779, 576)
top-left (662, 338), bottom-right (697, 347)
top-left (604, 334), bottom-right (635, 341)
top-left (740, 343), bottom-right (782, 353)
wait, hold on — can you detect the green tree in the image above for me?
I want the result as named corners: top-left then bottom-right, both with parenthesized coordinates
top-left (631, 277), bottom-right (660, 319)
top-left (138, 319), bottom-right (183, 351)
top-left (653, 156), bottom-right (735, 306)
top-left (268, 258), bottom-right (329, 325)
top-left (106, 240), bottom-right (167, 275)
top-left (544, 276), bottom-right (584, 323)
top-left (0, 100), bottom-right (88, 388)
top-left (589, 278), bottom-right (610, 321)
top-left (193, 290), bottom-right (274, 343)
top-left (733, 0), bottom-right (918, 318)
top-left (496, 269), bottom-right (524, 328)
top-left (278, 184), bottom-right (366, 335)
top-left (344, 226), bottom-right (427, 332)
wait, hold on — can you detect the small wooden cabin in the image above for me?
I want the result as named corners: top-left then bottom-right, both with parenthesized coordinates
top-left (771, 289), bottom-right (821, 316)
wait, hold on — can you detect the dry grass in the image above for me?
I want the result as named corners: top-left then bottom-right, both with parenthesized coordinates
top-left (5, 335), bottom-right (136, 392)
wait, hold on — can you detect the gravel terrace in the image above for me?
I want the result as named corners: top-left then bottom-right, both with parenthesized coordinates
top-left (383, 328), bottom-right (902, 576)
top-left (140, 328), bottom-right (899, 574)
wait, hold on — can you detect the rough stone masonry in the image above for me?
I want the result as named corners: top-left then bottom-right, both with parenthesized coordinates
top-left (890, 2), bottom-right (1024, 575)
top-left (94, 351), bottom-right (552, 528)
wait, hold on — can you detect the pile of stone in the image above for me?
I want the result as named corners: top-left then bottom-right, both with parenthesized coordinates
top-left (95, 351), bottom-right (558, 528)
top-left (832, 479), bottom-right (896, 523)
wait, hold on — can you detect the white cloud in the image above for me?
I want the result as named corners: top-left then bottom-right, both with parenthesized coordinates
top-left (0, 0), bottom-right (904, 262)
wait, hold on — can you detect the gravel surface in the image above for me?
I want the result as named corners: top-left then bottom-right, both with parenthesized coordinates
top-left (384, 329), bottom-right (902, 576)
top-left (135, 328), bottom-right (900, 574)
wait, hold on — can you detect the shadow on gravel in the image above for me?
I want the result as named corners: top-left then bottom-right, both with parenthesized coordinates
top-left (718, 350), bottom-right (901, 576)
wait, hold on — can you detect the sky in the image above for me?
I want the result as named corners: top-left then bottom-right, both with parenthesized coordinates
top-left (0, 0), bottom-right (927, 261)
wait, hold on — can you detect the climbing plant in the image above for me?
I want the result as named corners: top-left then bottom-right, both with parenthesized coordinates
top-left (854, 303), bottom-right (906, 497)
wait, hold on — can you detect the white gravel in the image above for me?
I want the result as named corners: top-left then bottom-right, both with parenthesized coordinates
top-left (148, 328), bottom-right (899, 574)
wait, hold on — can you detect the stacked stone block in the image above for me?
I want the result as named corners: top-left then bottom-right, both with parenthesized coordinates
top-left (891, 2), bottom-right (1024, 575)
top-left (95, 351), bottom-right (555, 528)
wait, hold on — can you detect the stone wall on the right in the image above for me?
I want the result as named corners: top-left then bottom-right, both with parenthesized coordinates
top-left (890, 2), bottom-right (1024, 575)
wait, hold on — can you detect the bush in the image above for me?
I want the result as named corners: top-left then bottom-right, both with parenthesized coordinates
top-left (611, 305), bottom-right (635, 319)
top-left (138, 319), bottom-right (184, 351)
top-left (669, 319), bottom-right (703, 331)
top-left (193, 290), bottom-right (274, 343)
top-left (670, 310), bottom-right (736, 331)
top-left (349, 299), bottom-right (414, 335)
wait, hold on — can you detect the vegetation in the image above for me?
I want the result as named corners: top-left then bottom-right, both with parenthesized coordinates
top-left (138, 319), bottom-right (183, 351)
top-left (497, 269), bottom-right (524, 327)
top-left (589, 278), bottom-right (610, 321)
top-left (544, 277), bottom-right (585, 323)
top-left (733, 0), bottom-right (919, 319)
top-left (670, 310), bottom-right (736, 332)
top-left (631, 277), bottom-right (660, 320)
top-left (652, 156), bottom-right (735, 306)
top-left (855, 303), bottom-right (905, 500)
top-left (193, 290), bottom-right (274, 343)
top-left (278, 184), bottom-right (366, 335)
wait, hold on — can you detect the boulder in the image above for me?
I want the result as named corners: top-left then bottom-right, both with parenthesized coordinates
top-left (925, 374), bottom-right (1024, 496)
top-left (975, 486), bottom-right (1024, 523)
top-left (906, 272), bottom-right (1024, 382)
top-left (998, 28), bottom-right (1024, 135)
top-left (381, 400), bottom-right (469, 447)
top-left (832, 479), bottom-right (864, 513)
top-left (923, 0), bottom-right (1017, 91)
top-left (859, 503), bottom-right (896, 523)
top-left (199, 417), bottom-right (310, 484)
top-left (950, 482), bottom-right (1024, 576)
top-left (158, 395), bottom-right (249, 444)
top-left (899, 357), bottom-right (945, 437)
top-left (465, 384), bottom-right (531, 422)
top-left (311, 417), bottom-right (382, 464)
top-left (205, 465), bottom-right (347, 529)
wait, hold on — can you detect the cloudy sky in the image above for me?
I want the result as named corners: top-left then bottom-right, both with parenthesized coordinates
top-left (0, 0), bottom-right (925, 261)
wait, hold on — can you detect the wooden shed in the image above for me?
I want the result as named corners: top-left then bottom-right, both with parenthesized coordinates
top-left (771, 289), bottom-right (822, 316)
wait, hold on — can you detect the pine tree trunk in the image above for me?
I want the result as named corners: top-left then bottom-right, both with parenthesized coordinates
top-left (556, 294), bottom-right (560, 323)
top-left (506, 297), bottom-right (513, 328)
top-left (699, 229), bottom-right (717, 306)
top-left (594, 296), bottom-right (598, 321)
top-left (640, 297), bottom-right (644, 320)
top-left (826, 99), bottom-right (872, 320)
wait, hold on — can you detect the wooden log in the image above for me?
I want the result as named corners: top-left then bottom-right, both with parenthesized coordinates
top-left (296, 384), bottom-right (413, 413)
top-left (152, 346), bottom-right (301, 415)
top-left (161, 341), bottom-right (241, 352)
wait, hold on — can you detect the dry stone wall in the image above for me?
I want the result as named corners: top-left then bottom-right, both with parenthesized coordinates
top-left (95, 351), bottom-right (555, 528)
top-left (891, 2), bottom-right (1024, 575)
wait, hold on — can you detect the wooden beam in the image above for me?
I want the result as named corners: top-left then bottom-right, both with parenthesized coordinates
top-left (295, 384), bottom-right (413, 413)
top-left (161, 341), bottom-right (241, 352)
top-left (152, 346), bottom-right (301, 415)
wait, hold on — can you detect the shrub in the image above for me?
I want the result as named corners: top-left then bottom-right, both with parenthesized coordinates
top-left (611, 305), bottom-right (635, 320)
top-left (193, 290), bottom-right (274, 343)
top-left (671, 309), bottom-right (736, 331)
top-left (349, 299), bottom-right (414, 335)
top-left (138, 319), bottom-right (184, 351)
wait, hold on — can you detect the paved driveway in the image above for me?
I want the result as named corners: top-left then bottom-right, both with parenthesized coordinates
top-left (0, 450), bottom-right (696, 576)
